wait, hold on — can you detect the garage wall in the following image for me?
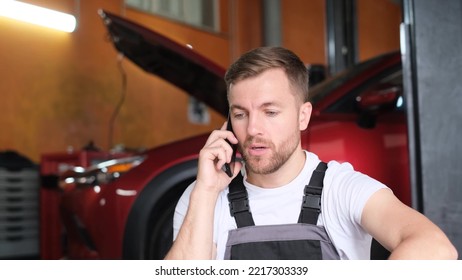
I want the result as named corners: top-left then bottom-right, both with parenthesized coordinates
top-left (281, 0), bottom-right (401, 65)
top-left (1, 0), bottom-right (123, 162)
top-left (281, 0), bottom-right (326, 65)
top-left (0, 0), bottom-right (230, 162)
top-left (0, 0), bottom-right (400, 163)
top-left (357, 0), bottom-right (402, 61)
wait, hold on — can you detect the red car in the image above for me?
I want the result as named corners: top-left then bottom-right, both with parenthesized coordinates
top-left (58, 10), bottom-right (408, 259)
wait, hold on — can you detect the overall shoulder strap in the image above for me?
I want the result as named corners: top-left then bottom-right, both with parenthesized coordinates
top-left (227, 173), bottom-right (255, 228)
top-left (298, 161), bottom-right (328, 224)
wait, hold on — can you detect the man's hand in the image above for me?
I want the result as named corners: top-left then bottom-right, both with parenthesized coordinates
top-left (164, 121), bottom-right (243, 260)
top-left (362, 189), bottom-right (458, 259)
top-left (196, 121), bottom-right (242, 195)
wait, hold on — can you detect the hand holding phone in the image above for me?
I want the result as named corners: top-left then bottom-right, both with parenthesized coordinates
top-left (223, 115), bottom-right (237, 177)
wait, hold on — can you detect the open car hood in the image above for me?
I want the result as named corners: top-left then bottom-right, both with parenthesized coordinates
top-left (98, 10), bottom-right (228, 116)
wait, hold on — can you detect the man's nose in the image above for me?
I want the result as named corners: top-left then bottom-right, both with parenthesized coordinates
top-left (246, 114), bottom-right (262, 136)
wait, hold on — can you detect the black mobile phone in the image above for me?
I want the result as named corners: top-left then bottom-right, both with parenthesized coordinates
top-left (223, 115), bottom-right (237, 177)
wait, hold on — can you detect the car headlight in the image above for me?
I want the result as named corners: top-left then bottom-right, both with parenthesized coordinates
top-left (59, 155), bottom-right (146, 189)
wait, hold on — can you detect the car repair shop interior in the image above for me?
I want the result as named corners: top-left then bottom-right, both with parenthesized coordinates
top-left (0, 0), bottom-right (461, 260)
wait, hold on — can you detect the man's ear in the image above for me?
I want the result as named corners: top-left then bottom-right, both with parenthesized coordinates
top-left (299, 102), bottom-right (312, 131)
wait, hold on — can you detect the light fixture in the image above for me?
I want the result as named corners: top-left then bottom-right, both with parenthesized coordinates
top-left (0, 0), bottom-right (77, 33)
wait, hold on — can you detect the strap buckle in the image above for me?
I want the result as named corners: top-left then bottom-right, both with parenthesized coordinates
top-left (302, 193), bottom-right (321, 211)
top-left (228, 190), bottom-right (250, 217)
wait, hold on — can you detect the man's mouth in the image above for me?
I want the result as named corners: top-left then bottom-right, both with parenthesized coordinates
top-left (246, 143), bottom-right (269, 156)
top-left (251, 144), bottom-right (266, 149)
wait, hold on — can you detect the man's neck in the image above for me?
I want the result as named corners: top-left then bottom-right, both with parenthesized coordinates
top-left (246, 149), bottom-right (306, 188)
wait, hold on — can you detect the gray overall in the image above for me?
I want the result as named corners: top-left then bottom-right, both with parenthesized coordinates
top-left (224, 162), bottom-right (340, 260)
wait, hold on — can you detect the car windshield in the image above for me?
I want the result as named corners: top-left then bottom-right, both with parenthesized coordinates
top-left (308, 52), bottom-right (398, 105)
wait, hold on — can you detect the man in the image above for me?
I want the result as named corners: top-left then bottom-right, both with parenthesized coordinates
top-left (164, 47), bottom-right (458, 260)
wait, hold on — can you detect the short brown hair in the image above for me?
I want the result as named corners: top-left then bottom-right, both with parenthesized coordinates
top-left (224, 47), bottom-right (309, 103)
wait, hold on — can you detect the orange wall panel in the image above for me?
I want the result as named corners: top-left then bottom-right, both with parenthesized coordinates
top-left (0, 0), bottom-right (228, 162)
top-left (282, 0), bottom-right (326, 65)
top-left (228, 0), bottom-right (263, 59)
top-left (357, 0), bottom-right (401, 61)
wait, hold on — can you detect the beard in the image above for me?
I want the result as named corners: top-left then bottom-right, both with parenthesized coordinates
top-left (239, 129), bottom-right (300, 175)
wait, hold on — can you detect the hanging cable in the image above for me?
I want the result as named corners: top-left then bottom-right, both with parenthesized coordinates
top-left (108, 53), bottom-right (127, 150)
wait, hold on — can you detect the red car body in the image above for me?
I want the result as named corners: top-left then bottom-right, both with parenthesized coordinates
top-left (58, 10), bottom-right (409, 259)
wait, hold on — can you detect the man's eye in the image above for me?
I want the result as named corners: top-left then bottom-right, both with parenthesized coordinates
top-left (266, 111), bottom-right (278, 117)
top-left (233, 113), bottom-right (246, 119)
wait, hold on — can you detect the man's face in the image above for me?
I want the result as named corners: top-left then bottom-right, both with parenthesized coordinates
top-left (228, 68), bottom-right (310, 175)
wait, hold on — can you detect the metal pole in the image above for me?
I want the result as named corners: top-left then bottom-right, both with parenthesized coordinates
top-left (262, 0), bottom-right (282, 46)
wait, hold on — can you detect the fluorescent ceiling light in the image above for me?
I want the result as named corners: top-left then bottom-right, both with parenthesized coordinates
top-left (0, 0), bottom-right (77, 33)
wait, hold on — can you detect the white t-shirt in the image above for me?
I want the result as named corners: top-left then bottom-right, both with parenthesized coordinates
top-left (173, 151), bottom-right (388, 260)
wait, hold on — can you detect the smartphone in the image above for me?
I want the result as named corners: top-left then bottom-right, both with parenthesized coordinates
top-left (223, 114), bottom-right (237, 177)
